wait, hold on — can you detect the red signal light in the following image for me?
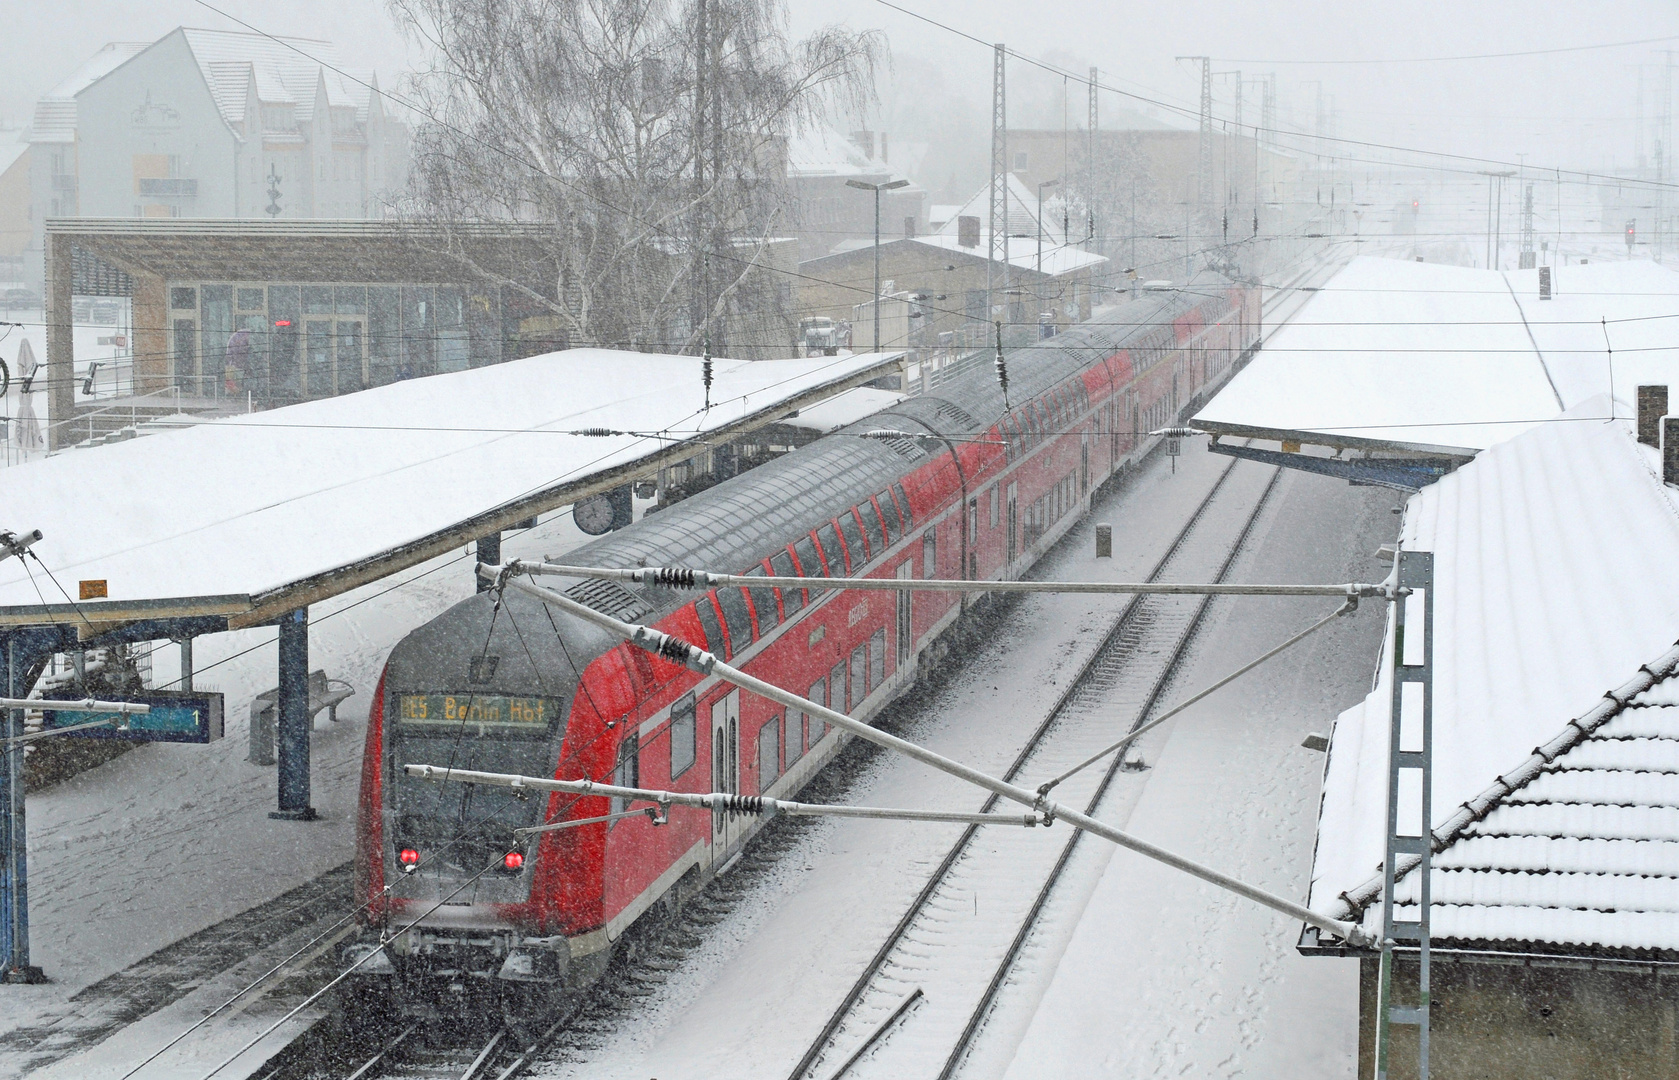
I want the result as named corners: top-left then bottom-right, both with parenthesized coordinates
top-left (398, 848), bottom-right (419, 866)
top-left (503, 851), bottom-right (525, 871)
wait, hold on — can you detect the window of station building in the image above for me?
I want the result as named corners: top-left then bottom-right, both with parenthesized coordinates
top-left (669, 693), bottom-right (697, 779)
top-left (836, 512), bottom-right (867, 571)
top-left (741, 567), bottom-right (780, 635)
top-left (757, 712), bottom-right (783, 792)
top-left (200, 285), bottom-right (234, 396)
top-left (236, 287), bottom-right (265, 312)
top-left (170, 286), bottom-right (197, 311)
top-left (694, 597), bottom-right (725, 655)
top-left (715, 587), bottom-right (755, 653)
top-left (302, 286), bottom-right (335, 316)
top-left (769, 549), bottom-right (804, 615)
top-left (922, 531), bottom-right (936, 578)
top-left (611, 734), bottom-right (639, 816)
top-left (436, 286), bottom-right (469, 374)
top-left (368, 286), bottom-right (400, 386)
top-left (402, 286), bottom-right (435, 378)
top-left (875, 491), bottom-right (902, 544)
top-left (831, 658), bottom-right (849, 711)
top-left (870, 628), bottom-right (886, 687)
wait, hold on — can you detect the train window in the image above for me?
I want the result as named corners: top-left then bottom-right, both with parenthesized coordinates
top-left (757, 712), bottom-right (783, 792)
top-left (967, 499), bottom-right (978, 542)
top-left (815, 524), bottom-right (844, 575)
top-left (837, 511), bottom-right (867, 569)
top-left (716, 587), bottom-right (755, 653)
top-left (874, 492), bottom-right (902, 545)
top-left (742, 567), bottom-right (780, 635)
top-left (808, 676), bottom-right (827, 745)
top-left (694, 598), bottom-right (725, 656)
top-left (611, 735), bottom-right (639, 817)
top-left (859, 504), bottom-right (887, 555)
top-left (870, 628), bottom-right (886, 686)
top-left (831, 659), bottom-right (849, 711)
top-left (850, 646), bottom-right (867, 706)
top-left (770, 549), bottom-right (804, 615)
top-left (892, 483), bottom-right (913, 528)
top-left (670, 693), bottom-right (696, 779)
top-left (989, 484), bottom-right (1000, 527)
top-left (922, 531), bottom-right (936, 578)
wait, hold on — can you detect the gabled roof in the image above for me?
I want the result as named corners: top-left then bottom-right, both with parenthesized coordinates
top-left (178, 28), bottom-right (375, 128)
top-left (934, 172), bottom-right (1065, 246)
top-left (26, 42), bottom-right (149, 144)
top-left (787, 124), bottom-right (912, 182)
top-left (1310, 396), bottom-right (1679, 952)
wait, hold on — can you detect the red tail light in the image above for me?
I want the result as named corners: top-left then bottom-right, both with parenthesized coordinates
top-left (398, 848), bottom-right (419, 867)
top-left (503, 851), bottom-right (524, 871)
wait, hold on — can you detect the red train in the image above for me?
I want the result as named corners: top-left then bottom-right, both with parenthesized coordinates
top-left (349, 272), bottom-right (1259, 1011)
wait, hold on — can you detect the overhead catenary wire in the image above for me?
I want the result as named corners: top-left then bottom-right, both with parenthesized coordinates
top-left (484, 564), bottom-right (1376, 947)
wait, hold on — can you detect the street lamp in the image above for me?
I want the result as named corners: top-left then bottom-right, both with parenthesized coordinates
top-left (847, 177), bottom-right (911, 351)
top-left (1037, 178), bottom-right (1060, 276)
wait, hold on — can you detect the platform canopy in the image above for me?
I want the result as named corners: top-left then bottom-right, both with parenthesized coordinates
top-left (0, 348), bottom-right (903, 630)
top-left (1196, 256), bottom-right (1679, 462)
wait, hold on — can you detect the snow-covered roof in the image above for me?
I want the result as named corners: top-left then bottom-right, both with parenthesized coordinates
top-left (178, 28), bottom-right (375, 128)
top-left (0, 348), bottom-right (903, 630)
top-left (1310, 397), bottom-right (1679, 952)
top-left (787, 124), bottom-right (911, 183)
top-left (1197, 257), bottom-right (1679, 456)
top-left (26, 42), bottom-right (149, 144)
top-left (934, 173), bottom-right (1064, 246)
top-left (0, 131), bottom-right (27, 177)
top-left (911, 233), bottom-right (1107, 277)
top-left (778, 386), bottom-right (905, 433)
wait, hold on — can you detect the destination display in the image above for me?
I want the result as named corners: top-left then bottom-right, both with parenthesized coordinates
top-left (396, 693), bottom-right (556, 731)
top-left (41, 690), bottom-right (225, 744)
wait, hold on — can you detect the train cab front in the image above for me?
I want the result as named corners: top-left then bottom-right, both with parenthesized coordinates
top-left (348, 592), bottom-right (607, 1015)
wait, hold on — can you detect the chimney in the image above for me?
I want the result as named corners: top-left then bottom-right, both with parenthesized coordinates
top-left (904, 216), bottom-right (917, 239)
top-left (958, 215), bottom-right (980, 248)
top-left (1666, 417), bottom-right (1679, 487)
top-left (1639, 385), bottom-right (1668, 447)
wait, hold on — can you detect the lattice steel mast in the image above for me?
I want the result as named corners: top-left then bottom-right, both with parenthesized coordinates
top-left (989, 43), bottom-right (1008, 328)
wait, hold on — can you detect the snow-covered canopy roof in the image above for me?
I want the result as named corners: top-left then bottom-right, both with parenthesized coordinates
top-left (778, 386), bottom-right (905, 433)
top-left (1197, 257), bottom-right (1679, 456)
top-left (1310, 397), bottom-right (1679, 952)
top-left (0, 348), bottom-right (903, 631)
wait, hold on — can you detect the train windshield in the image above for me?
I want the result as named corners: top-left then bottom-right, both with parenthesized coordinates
top-left (388, 694), bottom-right (566, 876)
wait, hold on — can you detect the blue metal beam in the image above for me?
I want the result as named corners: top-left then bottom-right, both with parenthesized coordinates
top-left (1207, 442), bottom-right (1455, 492)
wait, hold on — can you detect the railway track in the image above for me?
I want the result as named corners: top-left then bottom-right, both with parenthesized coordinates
top-left (786, 456), bottom-right (1286, 1080)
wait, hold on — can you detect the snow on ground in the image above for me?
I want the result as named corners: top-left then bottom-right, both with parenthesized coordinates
top-left (997, 465), bottom-right (1395, 1080)
top-left (530, 445), bottom-right (1392, 1079)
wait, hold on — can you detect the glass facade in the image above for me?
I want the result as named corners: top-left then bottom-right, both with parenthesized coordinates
top-left (165, 280), bottom-right (504, 405)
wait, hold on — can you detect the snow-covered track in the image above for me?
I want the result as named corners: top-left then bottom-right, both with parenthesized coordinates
top-left (786, 456), bottom-right (1286, 1080)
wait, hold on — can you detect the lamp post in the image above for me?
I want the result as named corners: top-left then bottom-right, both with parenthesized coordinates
top-left (847, 177), bottom-right (911, 351)
top-left (1036, 178), bottom-right (1060, 276)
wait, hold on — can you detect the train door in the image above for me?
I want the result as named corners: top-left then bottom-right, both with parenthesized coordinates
top-left (895, 561), bottom-right (912, 671)
top-left (1006, 482), bottom-right (1018, 566)
top-left (1080, 435), bottom-right (1090, 497)
top-left (710, 690), bottom-right (742, 857)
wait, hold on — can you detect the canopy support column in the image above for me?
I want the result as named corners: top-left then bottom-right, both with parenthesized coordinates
top-left (269, 608), bottom-right (317, 821)
top-left (476, 533), bottom-right (501, 593)
top-left (1, 633), bottom-right (50, 983)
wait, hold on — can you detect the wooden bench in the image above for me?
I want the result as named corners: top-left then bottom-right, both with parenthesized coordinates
top-left (247, 670), bottom-right (355, 766)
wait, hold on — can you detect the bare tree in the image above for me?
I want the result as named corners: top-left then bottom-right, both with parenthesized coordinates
top-left (389, 0), bottom-right (882, 356)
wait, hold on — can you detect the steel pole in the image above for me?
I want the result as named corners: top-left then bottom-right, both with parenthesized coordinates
top-left (874, 185), bottom-right (882, 352)
top-left (0, 637), bottom-right (42, 982)
top-left (494, 571), bottom-right (1374, 947)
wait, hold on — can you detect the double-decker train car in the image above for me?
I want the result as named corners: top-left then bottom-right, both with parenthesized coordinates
top-left (351, 271), bottom-right (1260, 1010)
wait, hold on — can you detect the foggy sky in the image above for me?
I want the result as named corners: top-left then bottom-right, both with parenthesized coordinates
top-left (9, 0), bottom-right (1678, 179)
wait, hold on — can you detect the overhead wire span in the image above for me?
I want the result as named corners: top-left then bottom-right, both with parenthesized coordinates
top-left (485, 566), bottom-right (1376, 948)
top-left (495, 559), bottom-right (1396, 600)
top-left (411, 768), bottom-right (1048, 829)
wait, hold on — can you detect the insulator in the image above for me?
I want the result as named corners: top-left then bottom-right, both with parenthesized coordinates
top-left (657, 635), bottom-right (695, 665)
top-left (721, 794), bottom-right (763, 816)
top-left (651, 566), bottom-right (698, 588)
top-left (573, 427), bottom-right (617, 437)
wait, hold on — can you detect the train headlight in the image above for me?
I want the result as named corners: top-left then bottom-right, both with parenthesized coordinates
top-left (398, 848), bottom-right (420, 873)
top-left (503, 851), bottom-right (525, 871)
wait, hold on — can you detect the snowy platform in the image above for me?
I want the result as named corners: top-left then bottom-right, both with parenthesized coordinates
top-left (0, 348), bottom-right (902, 630)
top-left (1196, 256), bottom-right (1679, 457)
